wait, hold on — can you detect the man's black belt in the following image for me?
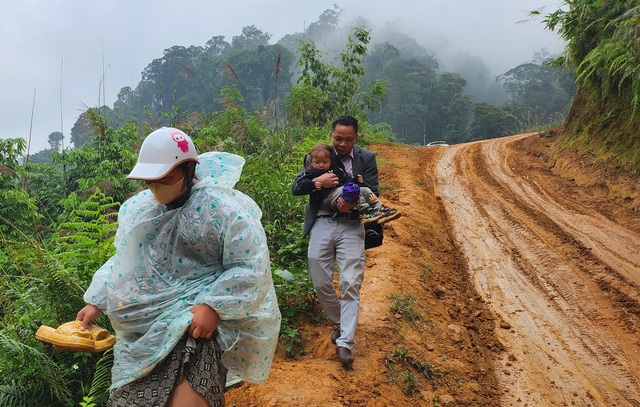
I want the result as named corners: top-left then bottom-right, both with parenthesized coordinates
top-left (317, 212), bottom-right (359, 220)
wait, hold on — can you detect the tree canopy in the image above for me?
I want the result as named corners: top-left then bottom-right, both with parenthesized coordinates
top-left (54, 8), bottom-right (575, 149)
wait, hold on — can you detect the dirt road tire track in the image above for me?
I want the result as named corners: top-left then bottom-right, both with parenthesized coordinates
top-left (434, 133), bottom-right (640, 406)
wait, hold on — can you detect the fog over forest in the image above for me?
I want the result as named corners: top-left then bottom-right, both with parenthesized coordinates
top-left (0, 1), bottom-right (564, 153)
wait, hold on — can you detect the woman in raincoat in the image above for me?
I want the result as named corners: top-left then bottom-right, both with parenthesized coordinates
top-left (76, 127), bottom-right (280, 407)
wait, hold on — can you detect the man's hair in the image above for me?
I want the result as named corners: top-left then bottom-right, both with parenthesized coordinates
top-left (331, 115), bottom-right (358, 134)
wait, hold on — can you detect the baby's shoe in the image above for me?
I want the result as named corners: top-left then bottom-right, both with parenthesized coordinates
top-left (377, 208), bottom-right (401, 224)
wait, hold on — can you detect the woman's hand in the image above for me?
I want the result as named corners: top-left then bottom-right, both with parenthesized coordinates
top-left (76, 304), bottom-right (102, 330)
top-left (189, 304), bottom-right (219, 339)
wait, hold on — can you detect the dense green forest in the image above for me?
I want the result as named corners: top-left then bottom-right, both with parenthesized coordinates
top-left (28, 5), bottom-right (574, 164)
top-left (1, 2), bottom-right (638, 405)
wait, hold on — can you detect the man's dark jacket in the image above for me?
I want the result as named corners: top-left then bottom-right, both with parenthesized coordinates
top-left (292, 146), bottom-right (379, 237)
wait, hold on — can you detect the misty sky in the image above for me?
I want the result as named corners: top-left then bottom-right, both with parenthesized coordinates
top-left (1, 1), bottom-right (565, 153)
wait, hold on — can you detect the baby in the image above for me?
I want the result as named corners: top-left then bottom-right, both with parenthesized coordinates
top-left (301, 143), bottom-right (401, 224)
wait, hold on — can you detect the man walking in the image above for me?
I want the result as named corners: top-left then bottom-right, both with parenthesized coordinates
top-left (292, 115), bottom-right (379, 367)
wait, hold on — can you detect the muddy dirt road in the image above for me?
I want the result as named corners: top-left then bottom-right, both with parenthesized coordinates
top-left (227, 133), bottom-right (640, 406)
top-left (434, 134), bottom-right (640, 406)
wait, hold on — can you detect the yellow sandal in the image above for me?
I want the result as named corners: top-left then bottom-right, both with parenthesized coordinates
top-left (36, 320), bottom-right (116, 353)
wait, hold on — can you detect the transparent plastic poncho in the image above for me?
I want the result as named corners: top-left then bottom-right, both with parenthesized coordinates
top-left (84, 152), bottom-right (281, 389)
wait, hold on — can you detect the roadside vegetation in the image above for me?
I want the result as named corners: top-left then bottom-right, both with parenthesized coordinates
top-left (535, 0), bottom-right (640, 169)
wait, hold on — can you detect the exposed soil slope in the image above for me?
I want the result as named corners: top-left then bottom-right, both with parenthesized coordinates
top-left (226, 132), bottom-right (640, 406)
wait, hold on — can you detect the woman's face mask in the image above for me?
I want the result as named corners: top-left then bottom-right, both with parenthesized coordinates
top-left (146, 175), bottom-right (185, 205)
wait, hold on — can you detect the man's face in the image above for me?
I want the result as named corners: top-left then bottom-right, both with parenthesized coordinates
top-left (331, 124), bottom-right (358, 156)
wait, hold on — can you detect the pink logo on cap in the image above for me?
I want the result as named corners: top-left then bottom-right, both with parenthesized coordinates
top-left (171, 131), bottom-right (190, 153)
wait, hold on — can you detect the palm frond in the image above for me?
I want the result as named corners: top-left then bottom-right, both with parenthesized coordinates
top-left (222, 61), bottom-right (241, 83)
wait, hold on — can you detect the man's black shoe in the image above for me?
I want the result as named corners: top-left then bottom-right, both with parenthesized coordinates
top-left (336, 346), bottom-right (354, 367)
top-left (331, 326), bottom-right (340, 344)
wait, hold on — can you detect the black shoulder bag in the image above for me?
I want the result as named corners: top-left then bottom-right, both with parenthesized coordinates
top-left (364, 222), bottom-right (383, 250)
top-left (356, 152), bottom-right (384, 250)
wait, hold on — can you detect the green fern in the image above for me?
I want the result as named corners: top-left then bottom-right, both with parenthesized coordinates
top-left (3, 239), bottom-right (86, 324)
top-left (79, 396), bottom-right (96, 407)
top-left (0, 333), bottom-right (74, 406)
top-left (0, 381), bottom-right (30, 407)
top-left (55, 188), bottom-right (119, 284)
top-left (84, 349), bottom-right (113, 404)
top-left (542, 1), bottom-right (640, 114)
top-left (1, 210), bottom-right (113, 406)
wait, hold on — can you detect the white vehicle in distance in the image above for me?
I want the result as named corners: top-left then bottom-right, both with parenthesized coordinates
top-left (426, 140), bottom-right (449, 147)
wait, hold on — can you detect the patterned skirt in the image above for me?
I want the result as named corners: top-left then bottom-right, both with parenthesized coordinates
top-left (107, 333), bottom-right (227, 407)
